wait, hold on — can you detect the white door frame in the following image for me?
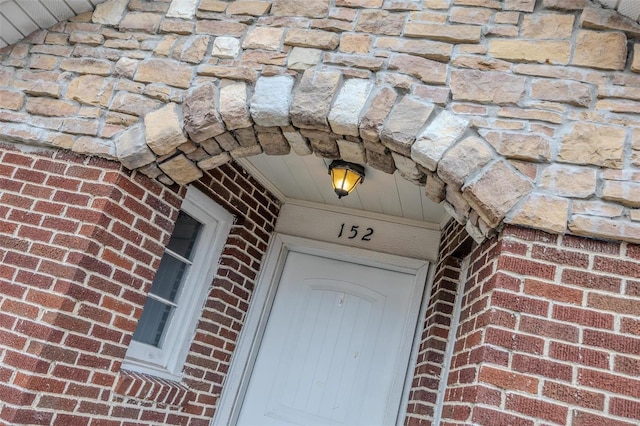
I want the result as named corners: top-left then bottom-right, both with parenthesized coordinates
top-left (213, 233), bottom-right (434, 426)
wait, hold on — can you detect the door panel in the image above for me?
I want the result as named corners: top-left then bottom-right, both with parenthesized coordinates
top-left (236, 251), bottom-right (418, 426)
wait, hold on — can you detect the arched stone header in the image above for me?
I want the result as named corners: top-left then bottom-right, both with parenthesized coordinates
top-left (1, 0), bottom-right (639, 244)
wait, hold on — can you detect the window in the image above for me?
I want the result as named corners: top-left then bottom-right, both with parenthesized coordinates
top-left (123, 186), bottom-right (233, 380)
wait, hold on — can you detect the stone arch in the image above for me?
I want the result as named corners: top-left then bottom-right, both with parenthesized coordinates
top-left (1, 0), bottom-right (640, 243)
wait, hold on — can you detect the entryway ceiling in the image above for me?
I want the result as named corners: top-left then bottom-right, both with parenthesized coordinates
top-left (239, 155), bottom-right (447, 225)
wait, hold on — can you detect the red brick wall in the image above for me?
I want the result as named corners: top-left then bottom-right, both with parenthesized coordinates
top-left (0, 143), bottom-right (279, 425)
top-left (405, 220), bottom-right (473, 425)
top-left (442, 226), bottom-right (640, 425)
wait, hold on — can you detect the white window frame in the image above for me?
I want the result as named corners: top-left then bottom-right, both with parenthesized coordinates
top-left (122, 186), bottom-right (233, 381)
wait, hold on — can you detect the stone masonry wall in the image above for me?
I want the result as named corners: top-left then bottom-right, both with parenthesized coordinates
top-left (0, 0), bottom-right (640, 245)
top-left (0, 142), bottom-right (280, 425)
top-left (439, 225), bottom-right (640, 425)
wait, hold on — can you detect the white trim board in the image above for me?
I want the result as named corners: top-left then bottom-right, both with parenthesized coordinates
top-left (276, 203), bottom-right (441, 262)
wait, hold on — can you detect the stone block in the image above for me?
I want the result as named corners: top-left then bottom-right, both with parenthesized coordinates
top-left (392, 153), bottom-right (425, 185)
top-left (0, 90), bottom-right (24, 110)
top-left (337, 0), bottom-right (383, 6)
top-left (250, 75), bottom-right (295, 127)
top-left (338, 139), bottom-right (367, 164)
top-left (258, 131), bottom-right (291, 155)
top-left (197, 65), bottom-right (257, 82)
top-left (404, 22), bottom-right (482, 43)
top-left (183, 83), bottom-right (225, 143)
top-left (60, 58), bottom-right (112, 76)
top-left (569, 216), bottom-right (640, 245)
top-left (504, 0), bottom-right (535, 11)
top-left (572, 30), bottom-right (627, 71)
top-left (328, 79), bottom-right (373, 137)
top-left (572, 200), bottom-right (624, 218)
top-left (72, 137), bottom-right (116, 159)
top-left (144, 103), bottom-right (188, 156)
top-left (437, 135), bottom-right (493, 188)
top-left (540, 164), bottom-right (597, 198)
top-left (287, 47), bottom-right (322, 71)
top-left (507, 193), bottom-right (569, 234)
top-left (198, 152), bottom-right (232, 170)
top-left (272, 0), bottom-right (330, 18)
top-left (115, 124), bottom-right (156, 170)
top-left (323, 53), bottom-right (384, 71)
top-left (226, 1), bottom-right (271, 15)
top-left (481, 131), bottom-right (551, 162)
top-left (521, 13), bottom-right (574, 39)
top-left (230, 145), bottom-right (262, 158)
top-left (158, 154), bottom-right (203, 185)
top-left (66, 75), bottom-right (114, 107)
top-left (199, 0), bottom-right (227, 12)
top-left (356, 10), bottom-right (407, 36)
top-left (445, 186), bottom-right (471, 222)
top-left (340, 34), bottom-right (372, 54)
top-left (26, 98), bottom-right (79, 117)
top-left (167, 0), bottom-right (199, 19)
top-left (580, 7), bottom-right (640, 38)
top-left (220, 82), bottom-right (251, 130)
top-left (177, 35), bottom-right (211, 64)
top-left (379, 96), bottom-right (434, 157)
top-left (302, 129), bottom-right (340, 158)
top-left (388, 53), bottom-right (447, 84)
top-left (360, 87), bottom-right (398, 142)
top-left (281, 127), bottom-right (312, 155)
top-left (463, 161), bottom-right (533, 228)
top-left (425, 171), bottom-right (446, 203)
top-left (542, 0), bottom-right (590, 9)
top-left (412, 110), bottom-right (470, 171)
top-left (530, 79), bottom-right (592, 107)
top-left (92, 0), bottom-right (127, 25)
top-left (119, 12), bottom-right (161, 33)
top-left (113, 57), bottom-right (137, 78)
top-left (243, 27), bottom-right (285, 51)
top-left (366, 149), bottom-right (396, 174)
top-left (375, 37), bottom-right (452, 62)
top-left (285, 29), bottom-right (340, 50)
top-left (135, 59), bottom-right (192, 89)
top-left (450, 70), bottom-right (526, 104)
top-left (234, 127), bottom-right (258, 147)
top-left (215, 132), bottom-right (240, 151)
top-left (212, 37), bottom-right (241, 58)
top-left (489, 40), bottom-right (571, 65)
top-left (558, 122), bottom-right (625, 169)
top-left (290, 70), bottom-right (342, 131)
top-left (111, 92), bottom-right (162, 117)
top-left (633, 129), bottom-right (640, 167)
top-left (602, 180), bottom-right (640, 208)
top-left (195, 21), bottom-right (246, 37)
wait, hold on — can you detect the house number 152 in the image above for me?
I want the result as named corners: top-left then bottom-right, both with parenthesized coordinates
top-left (338, 223), bottom-right (374, 241)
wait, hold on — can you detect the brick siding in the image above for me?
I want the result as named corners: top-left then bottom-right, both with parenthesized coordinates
top-left (440, 226), bottom-right (640, 425)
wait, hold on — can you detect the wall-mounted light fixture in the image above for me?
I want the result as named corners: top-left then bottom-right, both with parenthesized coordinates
top-left (328, 160), bottom-right (365, 199)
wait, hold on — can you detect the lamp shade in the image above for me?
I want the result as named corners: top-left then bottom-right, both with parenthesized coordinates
top-left (328, 160), bottom-right (365, 199)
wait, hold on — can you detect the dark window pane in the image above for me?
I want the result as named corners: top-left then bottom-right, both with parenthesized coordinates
top-left (132, 298), bottom-right (173, 347)
top-left (149, 254), bottom-right (188, 302)
top-left (167, 211), bottom-right (202, 260)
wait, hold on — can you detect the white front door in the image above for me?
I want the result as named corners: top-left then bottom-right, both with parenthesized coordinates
top-left (236, 251), bottom-right (421, 426)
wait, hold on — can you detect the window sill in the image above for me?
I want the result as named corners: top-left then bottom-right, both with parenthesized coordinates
top-left (113, 369), bottom-right (193, 408)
